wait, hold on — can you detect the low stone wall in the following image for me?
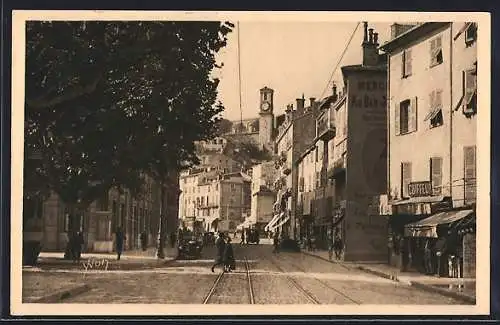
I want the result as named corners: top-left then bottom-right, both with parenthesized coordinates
top-left (92, 241), bottom-right (113, 253)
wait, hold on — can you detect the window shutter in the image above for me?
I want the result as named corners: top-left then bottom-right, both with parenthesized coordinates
top-left (410, 96), bottom-right (418, 132)
top-left (436, 90), bottom-right (443, 108)
top-left (401, 52), bottom-right (406, 78)
top-left (430, 39), bottom-right (435, 61)
top-left (436, 36), bottom-right (442, 49)
top-left (401, 162), bottom-right (412, 198)
top-left (464, 146), bottom-right (476, 203)
top-left (395, 103), bottom-right (400, 135)
top-left (431, 157), bottom-right (443, 195)
top-left (406, 49), bottom-right (412, 76)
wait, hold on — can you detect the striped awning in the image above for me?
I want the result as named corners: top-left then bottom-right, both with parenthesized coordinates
top-left (404, 209), bottom-right (474, 238)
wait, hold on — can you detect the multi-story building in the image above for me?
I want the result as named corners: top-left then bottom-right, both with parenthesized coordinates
top-left (380, 22), bottom-right (477, 276)
top-left (249, 161), bottom-right (278, 232)
top-left (178, 169), bottom-right (251, 233)
top-left (321, 22), bottom-right (388, 261)
top-left (23, 172), bottom-right (168, 253)
top-left (266, 95), bottom-right (318, 239)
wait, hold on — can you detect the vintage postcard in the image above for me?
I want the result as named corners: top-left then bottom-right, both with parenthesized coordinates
top-left (11, 10), bottom-right (491, 316)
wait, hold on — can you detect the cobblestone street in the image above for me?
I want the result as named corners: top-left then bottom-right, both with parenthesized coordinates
top-left (23, 243), bottom-right (471, 305)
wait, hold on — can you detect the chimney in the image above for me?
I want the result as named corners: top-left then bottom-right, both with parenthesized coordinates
top-left (296, 96), bottom-right (305, 110)
top-left (362, 23), bottom-right (379, 66)
top-left (363, 21), bottom-right (368, 44)
top-left (390, 23), bottom-right (416, 40)
top-left (309, 97), bottom-right (316, 107)
top-left (332, 83), bottom-right (337, 97)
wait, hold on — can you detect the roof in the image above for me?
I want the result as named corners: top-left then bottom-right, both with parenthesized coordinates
top-left (341, 64), bottom-right (387, 76)
top-left (379, 22), bottom-right (451, 53)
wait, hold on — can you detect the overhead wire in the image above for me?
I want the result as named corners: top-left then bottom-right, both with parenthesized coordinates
top-left (318, 22), bottom-right (361, 100)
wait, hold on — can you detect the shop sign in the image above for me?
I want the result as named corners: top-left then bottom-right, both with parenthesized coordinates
top-left (408, 181), bottom-right (432, 197)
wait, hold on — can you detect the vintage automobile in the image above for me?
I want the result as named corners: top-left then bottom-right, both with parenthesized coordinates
top-left (246, 229), bottom-right (260, 244)
top-left (177, 235), bottom-right (203, 259)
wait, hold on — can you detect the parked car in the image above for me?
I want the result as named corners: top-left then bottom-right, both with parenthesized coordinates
top-left (177, 235), bottom-right (203, 259)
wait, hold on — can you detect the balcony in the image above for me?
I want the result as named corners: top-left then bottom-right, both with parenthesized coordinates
top-left (329, 156), bottom-right (346, 179)
top-left (316, 109), bottom-right (336, 141)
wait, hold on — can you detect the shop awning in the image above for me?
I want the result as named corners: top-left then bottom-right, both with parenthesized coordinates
top-left (272, 214), bottom-right (290, 231)
top-left (264, 213), bottom-right (282, 232)
top-left (404, 209), bottom-right (474, 238)
top-left (391, 195), bottom-right (445, 206)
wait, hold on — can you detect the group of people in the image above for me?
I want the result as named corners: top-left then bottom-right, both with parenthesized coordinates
top-left (211, 232), bottom-right (236, 273)
top-left (394, 231), bottom-right (462, 278)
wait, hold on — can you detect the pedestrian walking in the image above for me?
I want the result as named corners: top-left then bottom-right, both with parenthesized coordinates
top-left (240, 230), bottom-right (246, 245)
top-left (272, 231), bottom-right (280, 254)
top-left (424, 239), bottom-right (434, 275)
top-left (434, 235), bottom-right (447, 277)
top-left (76, 231), bottom-right (84, 261)
top-left (223, 237), bottom-right (235, 272)
top-left (211, 232), bottom-right (226, 272)
top-left (333, 235), bottom-right (343, 260)
top-left (140, 230), bottom-right (148, 251)
top-left (115, 227), bottom-right (126, 261)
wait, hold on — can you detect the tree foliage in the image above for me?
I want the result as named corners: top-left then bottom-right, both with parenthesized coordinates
top-left (223, 136), bottom-right (272, 170)
top-left (25, 21), bottom-right (233, 209)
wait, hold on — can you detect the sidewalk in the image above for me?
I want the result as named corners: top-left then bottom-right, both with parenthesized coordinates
top-left (32, 246), bottom-right (178, 271)
top-left (302, 249), bottom-right (476, 304)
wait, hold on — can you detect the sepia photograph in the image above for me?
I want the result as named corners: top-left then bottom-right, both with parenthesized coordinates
top-left (10, 10), bottom-right (490, 316)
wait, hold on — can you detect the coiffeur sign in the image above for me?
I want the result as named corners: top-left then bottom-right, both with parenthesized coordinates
top-left (408, 181), bottom-right (432, 197)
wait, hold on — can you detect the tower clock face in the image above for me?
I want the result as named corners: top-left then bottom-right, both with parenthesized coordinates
top-left (261, 102), bottom-right (271, 112)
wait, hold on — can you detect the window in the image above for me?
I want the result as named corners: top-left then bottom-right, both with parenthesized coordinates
top-left (395, 98), bottom-right (417, 135)
top-left (264, 93), bottom-right (268, 101)
top-left (316, 171), bottom-right (320, 188)
top-left (401, 162), bottom-right (412, 198)
top-left (465, 23), bottom-right (477, 46)
top-left (96, 192), bottom-right (109, 211)
top-left (399, 100), bottom-right (410, 134)
top-left (430, 157), bottom-right (443, 195)
top-left (464, 146), bottom-right (476, 204)
top-left (463, 68), bottom-right (477, 116)
top-left (402, 49), bottom-right (412, 77)
top-left (430, 36), bottom-right (443, 66)
top-left (424, 90), bottom-right (443, 128)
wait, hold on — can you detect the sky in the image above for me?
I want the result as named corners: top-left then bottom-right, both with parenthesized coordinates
top-left (213, 21), bottom-right (392, 121)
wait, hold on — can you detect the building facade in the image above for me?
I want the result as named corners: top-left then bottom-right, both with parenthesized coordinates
top-left (380, 22), bottom-right (477, 277)
top-left (249, 161), bottom-right (278, 232)
top-left (320, 22), bottom-right (389, 261)
top-left (23, 173), bottom-right (168, 253)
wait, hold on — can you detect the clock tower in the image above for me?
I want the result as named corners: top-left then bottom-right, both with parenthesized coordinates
top-left (259, 87), bottom-right (274, 150)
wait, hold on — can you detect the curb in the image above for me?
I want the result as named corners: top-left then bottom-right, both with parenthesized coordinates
top-left (300, 251), bottom-right (354, 271)
top-left (356, 266), bottom-right (400, 282)
top-left (407, 281), bottom-right (476, 304)
top-left (32, 284), bottom-right (91, 303)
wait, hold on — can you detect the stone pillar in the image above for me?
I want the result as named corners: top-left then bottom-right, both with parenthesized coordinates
top-left (462, 233), bottom-right (476, 278)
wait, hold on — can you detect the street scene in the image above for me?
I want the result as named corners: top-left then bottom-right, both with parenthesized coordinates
top-left (18, 13), bottom-right (480, 310)
top-left (23, 240), bottom-right (469, 305)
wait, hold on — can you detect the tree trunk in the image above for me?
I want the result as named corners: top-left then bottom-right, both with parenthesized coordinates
top-left (63, 203), bottom-right (79, 260)
top-left (156, 180), bottom-right (166, 259)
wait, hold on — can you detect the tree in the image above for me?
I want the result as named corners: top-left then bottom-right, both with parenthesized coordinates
top-left (223, 137), bottom-right (272, 171)
top-left (25, 21), bottom-right (233, 258)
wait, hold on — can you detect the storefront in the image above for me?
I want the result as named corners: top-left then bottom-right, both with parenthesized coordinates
top-left (403, 208), bottom-right (475, 277)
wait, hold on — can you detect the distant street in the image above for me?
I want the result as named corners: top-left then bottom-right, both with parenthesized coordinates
top-left (23, 241), bottom-right (467, 305)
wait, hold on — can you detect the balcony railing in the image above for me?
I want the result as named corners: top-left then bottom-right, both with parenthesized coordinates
top-left (316, 108), bottom-right (336, 141)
